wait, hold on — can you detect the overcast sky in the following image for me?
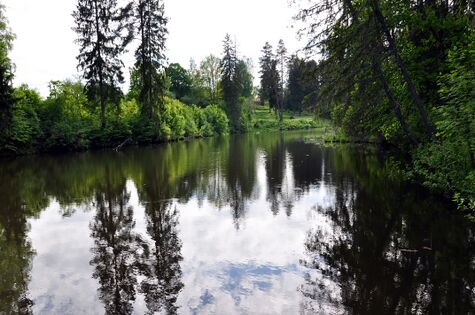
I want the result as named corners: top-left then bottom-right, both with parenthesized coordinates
top-left (3, 0), bottom-right (302, 96)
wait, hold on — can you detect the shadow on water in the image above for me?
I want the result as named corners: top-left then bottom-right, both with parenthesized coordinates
top-left (0, 131), bottom-right (473, 314)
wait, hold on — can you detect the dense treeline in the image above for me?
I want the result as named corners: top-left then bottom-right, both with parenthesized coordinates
top-left (0, 1), bottom-right (320, 156)
top-left (296, 0), bottom-right (475, 208)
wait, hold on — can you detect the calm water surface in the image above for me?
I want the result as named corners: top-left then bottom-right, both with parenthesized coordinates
top-left (0, 131), bottom-right (474, 314)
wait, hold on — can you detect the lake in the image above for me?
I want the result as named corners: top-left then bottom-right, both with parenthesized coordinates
top-left (0, 131), bottom-right (474, 314)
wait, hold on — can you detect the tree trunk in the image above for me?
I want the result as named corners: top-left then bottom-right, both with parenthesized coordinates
top-left (343, 0), bottom-right (418, 144)
top-left (99, 78), bottom-right (106, 129)
top-left (371, 0), bottom-right (435, 139)
top-left (373, 60), bottom-right (419, 144)
top-left (94, 0), bottom-right (106, 129)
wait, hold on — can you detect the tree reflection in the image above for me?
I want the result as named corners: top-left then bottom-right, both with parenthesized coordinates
top-left (265, 134), bottom-right (286, 215)
top-left (139, 202), bottom-right (183, 315)
top-left (90, 170), bottom-right (140, 315)
top-left (0, 209), bottom-right (34, 315)
top-left (300, 148), bottom-right (475, 314)
top-left (286, 140), bottom-right (324, 191)
top-left (0, 159), bottom-right (45, 315)
top-left (225, 135), bottom-right (258, 229)
top-left (137, 159), bottom-right (184, 315)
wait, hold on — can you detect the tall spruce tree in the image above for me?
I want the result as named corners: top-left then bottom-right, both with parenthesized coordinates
top-left (276, 39), bottom-right (287, 121)
top-left (259, 42), bottom-right (281, 114)
top-left (259, 42), bottom-right (274, 106)
top-left (135, 0), bottom-right (168, 120)
top-left (73, 0), bottom-right (133, 128)
top-left (0, 3), bottom-right (15, 145)
top-left (268, 60), bottom-right (281, 115)
top-left (220, 34), bottom-right (240, 132)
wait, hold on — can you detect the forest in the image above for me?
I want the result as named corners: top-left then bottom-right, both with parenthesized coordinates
top-left (0, 0), bottom-right (474, 209)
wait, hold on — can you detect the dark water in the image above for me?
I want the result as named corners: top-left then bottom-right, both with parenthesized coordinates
top-left (0, 131), bottom-right (474, 315)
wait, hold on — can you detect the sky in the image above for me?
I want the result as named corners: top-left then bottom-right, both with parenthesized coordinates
top-left (3, 0), bottom-right (302, 96)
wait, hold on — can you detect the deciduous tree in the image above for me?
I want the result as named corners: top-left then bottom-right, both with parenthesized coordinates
top-left (0, 3), bottom-right (15, 146)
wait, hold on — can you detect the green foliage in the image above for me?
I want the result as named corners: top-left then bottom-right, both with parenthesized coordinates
top-left (251, 105), bottom-right (325, 133)
top-left (286, 56), bottom-right (320, 114)
top-left (0, 3), bottom-right (15, 149)
top-left (135, 0), bottom-right (168, 120)
top-left (7, 86), bottom-right (41, 151)
top-left (411, 33), bottom-right (475, 208)
top-left (238, 97), bottom-right (254, 132)
top-left (0, 78), bottom-right (233, 156)
top-left (203, 105), bottom-right (229, 136)
top-left (200, 54), bottom-right (221, 103)
top-left (73, 0), bottom-right (133, 128)
top-left (236, 59), bottom-right (254, 98)
top-left (161, 98), bottom-right (229, 139)
top-left (161, 98), bottom-right (187, 139)
top-left (166, 63), bottom-right (192, 101)
top-left (38, 81), bottom-right (94, 150)
top-left (118, 96), bottom-right (229, 143)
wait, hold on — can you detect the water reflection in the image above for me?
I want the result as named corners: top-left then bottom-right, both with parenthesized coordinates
top-left (0, 131), bottom-right (473, 314)
top-left (0, 161), bottom-right (40, 314)
top-left (139, 163), bottom-right (183, 314)
top-left (90, 171), bottom-right (140, 314)
top-left (300, 148), bottom-right (475, 314)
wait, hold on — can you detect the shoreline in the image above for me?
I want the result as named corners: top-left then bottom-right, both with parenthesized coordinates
top-left (0, 125), bottom-right (325, 159)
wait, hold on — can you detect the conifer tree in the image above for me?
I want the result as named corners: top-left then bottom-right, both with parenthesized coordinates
top-left (268, 60), bottom-right (281, 115)
top-left (135, 0), bottom-right (168, 120)
top-left (259, 42), bottom-right (281, 114)
top-left (276, 39), bottom-right (287, 121)
top-left (73, 0), bottom-right (133, 128)
top-left (259, 42), bottom-right (274, 106)
top-left (221, 34), bottom-right (240, 131)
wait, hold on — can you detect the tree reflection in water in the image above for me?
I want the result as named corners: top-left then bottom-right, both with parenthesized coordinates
top-left (90, 172), bottom-right (140, 315)
top-left (139, 202), bottom-right (183, 315)
top-left (300, 148), bottom-right (475, 314)
top-left (0, 208), bottom-right (35, 315)
top-left (0, 159), bottom-right (45, 315)
top-left (90, 162), bottom-right (185, 315)
top-left (225, 135), bottom-right (258, 229)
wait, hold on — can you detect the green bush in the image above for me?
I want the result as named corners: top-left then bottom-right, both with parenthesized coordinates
top-left (38, 81), bottom-right (94, 150)
top-left (203, 105), bottom-right (229, 135)
top-left (5, 86), bottom-right (42, 152)
top-left (162, 98), bottom-right (187, 139)
top-left (0, 80), bottom-right (230, 155)
top-left (411, 34), bottom-right (475, 209)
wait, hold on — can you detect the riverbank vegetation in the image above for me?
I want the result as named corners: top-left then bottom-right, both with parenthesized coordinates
top-left (296, 0), bottom-right (475, 209)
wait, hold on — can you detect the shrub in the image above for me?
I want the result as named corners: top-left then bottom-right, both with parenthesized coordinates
top-left (38, 81), bottom-right (94, 150)
top-left (6, 86), bottom-right (42, 152)
top-left (203, 105), bottom-right (229, 135)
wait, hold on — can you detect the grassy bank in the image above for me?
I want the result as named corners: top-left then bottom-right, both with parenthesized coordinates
top-left (251, 106), bottom-right (340, 134)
